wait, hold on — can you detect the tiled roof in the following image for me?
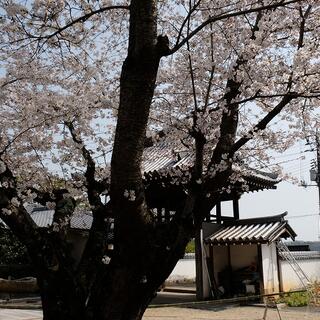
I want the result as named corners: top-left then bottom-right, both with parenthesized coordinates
top-left (285, 241), bottom-right (320, 252)
top-left (30, 208), bottom-right (92, 230)
top-left (142, 143), bottom-right (279, 189)
top-left (279, 251), bottom-right (320, 260)
top-left (205, 213), bottom-right (296, 245)
top-left (142, 143), bottom-right (192, 173)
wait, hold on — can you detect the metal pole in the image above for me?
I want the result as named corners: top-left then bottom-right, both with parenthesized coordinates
top-left (316, 134), bottom-right (320, 241)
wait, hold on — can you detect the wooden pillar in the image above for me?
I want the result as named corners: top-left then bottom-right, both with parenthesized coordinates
top-left (276, 244), bottom-right (283, 293)
top-left (195, 228), bottom-right (204, 300)
top-left (258, 244), bottom-right (264, 298)
top-left (216, 201), bottom-right (221, 224)
top-left (227, 244), bottom-right (232, 297)
top-left (233, 198), bottom-right (239, 220)
top-left (206, 244), bottom-right (216, 298)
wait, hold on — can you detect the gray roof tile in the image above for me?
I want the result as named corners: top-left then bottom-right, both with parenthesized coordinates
top-left (206, 213), bottom-right (296, 244)
top-left (30, 209), bottom-right (92, 230)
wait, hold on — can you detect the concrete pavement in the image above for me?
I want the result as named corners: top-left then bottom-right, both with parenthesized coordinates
top-left (1, 305), bottom-right (320, 320)
top-left (0, 308), bottom-right (42, 320)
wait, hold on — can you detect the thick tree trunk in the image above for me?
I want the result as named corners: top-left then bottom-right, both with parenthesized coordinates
top-left (36, 233), bottom-right (190, 320)
top-left (37, 274), bottom-right (85, 320)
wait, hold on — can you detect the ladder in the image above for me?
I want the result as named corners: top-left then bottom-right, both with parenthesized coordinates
top-left (262, 296), bottom-right (282, 320)
top-left (276, 240), bottom-right (311, 289)
top-left (276, 240), bottom-right (319, 306)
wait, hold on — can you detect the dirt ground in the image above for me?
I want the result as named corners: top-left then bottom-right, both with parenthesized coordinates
top-left (143, 305), bottom-right (320, 320)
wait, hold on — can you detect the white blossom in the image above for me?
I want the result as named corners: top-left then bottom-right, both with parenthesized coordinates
top-left (46, 201), bottom-right (56, 210)
top-left (52, 222), bottom-right (60, 232)
top-left (123, 189), bottom-right (129, 198)
top-left (2, 181), bottom-right (9, 189)
top-left (11, 197), bottom-right (20, 207)
top-left (102, 255), bottom-right (111, 265)
top-left (140, 275), bottom-right (147, 284)
top-left (0, 160), bottom-right (6, 174)
top-left (124, 189), bottom-right (136, 201)
top-left (2, 208), bottom-right (12, 215)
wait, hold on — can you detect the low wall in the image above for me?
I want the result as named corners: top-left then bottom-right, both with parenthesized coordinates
top-left (167, 254), bottom-right (195, 282)
top-left (279, 253), bottom-right (320, 291)
top-left (0, 265), bottom-right (36, 279)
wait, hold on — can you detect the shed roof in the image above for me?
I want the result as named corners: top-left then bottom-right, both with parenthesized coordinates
top-left (205, 212), bottom-right (296, 245)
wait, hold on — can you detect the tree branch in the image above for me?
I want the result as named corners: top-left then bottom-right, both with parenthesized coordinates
top-left (202, 24), bottom-right (215, 113)
top-left (166, 0), bottom-right (301, 56)
top-left (230, 92), bottom-right (298, 155)
top-left (64, 121), bottom-right (103, 208)
top-left (298, 5), bottom-right (312, 49)
top-left (207, 4), bottom-right (268, 169)
top-left (174, 0), bottom-right (202, 48)
top-left (23, 5), bottom-right (130, 41)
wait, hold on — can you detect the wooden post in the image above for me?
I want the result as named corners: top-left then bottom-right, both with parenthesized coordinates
top-left (258, 244), bottom-right (264, 298)
top-left (233, 198), bottom-right (239, 220)
top-left (195, 227), bottom-right (204, 300)
top-left (206, 244), bottom-right (216, 298)
top-left (216, 201), bottom-right (221, 224)
top-left (227, 244), bottom-right (232, 297)
top-left (276, 244), bottom-right (283, 293)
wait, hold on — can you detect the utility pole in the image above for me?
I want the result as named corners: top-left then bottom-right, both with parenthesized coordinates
top-left (316, 135), bottom-right (320, 241)
top-left (309, 133), bottom-right (320, 241)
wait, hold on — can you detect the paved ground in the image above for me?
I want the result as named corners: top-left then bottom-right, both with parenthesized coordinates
top-left (0, 308), bottom-right (42, 320)
top-left (1, 305), bottom-right (320, 320)
top-left (145, 305), bottom-right (320, 319)
top-left (1, 292), bottom-right (320, 320)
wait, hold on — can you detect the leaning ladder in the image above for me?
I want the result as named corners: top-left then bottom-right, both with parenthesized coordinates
top-left (276, 240), bottom-right (310, 289)
top-left (276, 240), bottom-right (318, 305)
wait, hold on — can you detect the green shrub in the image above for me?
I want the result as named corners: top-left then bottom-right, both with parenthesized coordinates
top-left (0, 222), bottom-right (30, 265)
top-left (185, 239), bottom-right (195, 253)
top-left (284, 291), bottom-right (309, 307)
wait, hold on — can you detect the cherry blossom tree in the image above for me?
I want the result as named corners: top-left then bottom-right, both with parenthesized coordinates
top-left (0, 1), bottom-right (320, 319)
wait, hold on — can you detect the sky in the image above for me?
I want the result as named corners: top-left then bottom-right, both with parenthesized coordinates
top-left (216, 137), bottom-right (320, 241)
top-left (238, 141), bottom-right (320, 241)
top-left (240, 181), bottom-right (319, 241)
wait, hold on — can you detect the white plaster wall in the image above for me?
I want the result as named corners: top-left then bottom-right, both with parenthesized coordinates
top-left (212, 245), bottom-right (228, 283)
top-left (201, 223), bottom-right (229, 298)
top-left (167, 258), bottom-right (196, 281)
top-left (261, 243), bottom-right (280, 294)
top-left (279, 259), bottom-right (320, 291)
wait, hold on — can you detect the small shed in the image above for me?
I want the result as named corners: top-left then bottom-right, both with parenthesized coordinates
top-left (200, 213), bottom-right (296, 299)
